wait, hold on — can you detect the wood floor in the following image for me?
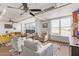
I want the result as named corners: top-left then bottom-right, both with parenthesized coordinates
top-left (0, 46), bottom-right (11, 56)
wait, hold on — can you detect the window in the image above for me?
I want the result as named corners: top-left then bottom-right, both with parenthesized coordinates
top-left (51, 19), bottom-right (59, 35)
top-left (51, 16), bottom-right (72, 36)
top-left (61, 17), bottom-right (72, 36)
top-left (25, 22), bottom-right (36, 30)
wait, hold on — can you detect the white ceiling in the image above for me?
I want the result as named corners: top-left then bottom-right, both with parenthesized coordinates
top-left (0, 3), bottom-right (57, 22)
top-left (0, 3), bottom-right (69, 22)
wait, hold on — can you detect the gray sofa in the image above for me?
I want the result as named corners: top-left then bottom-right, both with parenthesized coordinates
top-left (22, 38), bottom-right (53, 56)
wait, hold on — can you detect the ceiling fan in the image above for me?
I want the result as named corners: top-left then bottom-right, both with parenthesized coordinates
top-left (7, 3), bottom-right (42, 16)
top-left (7, 3), bottom-right (45, 21)
top-left (7, 18), bottom-right (18, 23)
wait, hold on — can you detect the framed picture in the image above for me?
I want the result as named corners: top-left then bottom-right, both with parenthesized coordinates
top-left (42, 23), bottom-right (48, 28)
top-left (4, 24), bottom-right (13, 29)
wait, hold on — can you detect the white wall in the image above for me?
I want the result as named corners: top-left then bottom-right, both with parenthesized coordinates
top-left (0, 23), bottom-right (5, 34)
top-left (0, 21), bottom-right (22, 34)
top-left (0, 22), bottom-right (13, 34)
top-left (35, 20), bottom-right (41, 36)
top-left (40, 21), bottom-right (49, 33)
top-left (12, 23), bottom-right (22, 32)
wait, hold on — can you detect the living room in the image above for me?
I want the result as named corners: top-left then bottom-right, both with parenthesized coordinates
top-left (0, 3), bottom-right (79, 56)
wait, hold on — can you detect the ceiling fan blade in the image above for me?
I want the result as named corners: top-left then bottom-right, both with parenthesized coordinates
top-left (7, 6), bottom-right (24, 10)
top-left (7, 6), bottom-right (17, 8)
top-left (30, 9), bottom-right (41, 11)
top-left (29, 12), bottom-right (35, 16)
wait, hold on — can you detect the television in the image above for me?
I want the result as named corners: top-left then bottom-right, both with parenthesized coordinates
top-left (4, 24), bottom-right (13, 29)
top-left (26, 30), bottom-right (35, 33)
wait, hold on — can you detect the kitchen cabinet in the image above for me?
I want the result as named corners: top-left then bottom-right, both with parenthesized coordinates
top-left (71, 46), bottom-right (79, 56)
top-left (51, 41), bottom-right (70, 56)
